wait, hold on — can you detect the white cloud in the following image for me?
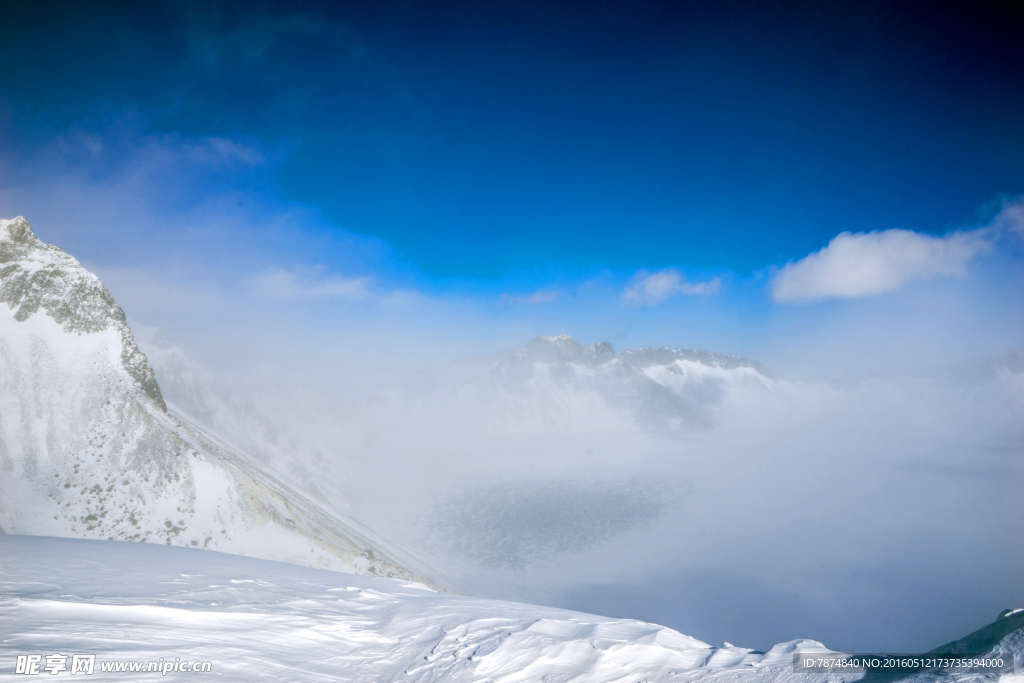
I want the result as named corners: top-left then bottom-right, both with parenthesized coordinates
top-left (184, 136), bottom-right (266, 166)
top-left (248, 268), bottom-right (373, 300)
top-left (770, 228), bottom-right (993, 303)
top-left (770, 196), bottom-right (1024, 303)
top-left (622, 269), bottom-right (721, 305)
top-left (498, 289), bottom-right (558, 306)
top-left (990, 196), bottom-right (1024, 236)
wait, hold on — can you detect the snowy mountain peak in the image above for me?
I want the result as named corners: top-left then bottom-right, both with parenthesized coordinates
top-left (522, 334), bottom-right (770, 377)
top-left (0, 216), bottom-right (165, 411)
top-left (526, 334), bottom-right (587, 362)
top-left (0, 214), bottom-right (35, 244)
top-left (525, 335), bottom-right (617, 366)
top-left (583, 340), bottom-right (617, 361)
top-left (621, 346), bottom-right (775, 378)
top-left (0, 218), bottom-right (443, 588)
top-left (442, 335), bottom-right (780, 432)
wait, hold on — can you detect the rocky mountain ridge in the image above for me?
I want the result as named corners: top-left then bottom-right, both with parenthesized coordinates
top-left (0, 217), bottom-right (444, 590)
top-left (0, 216), bottom-right (164, 409)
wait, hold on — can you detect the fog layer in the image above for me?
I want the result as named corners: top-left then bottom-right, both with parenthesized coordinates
top-left (138, 329), bottom-right (1024, 652)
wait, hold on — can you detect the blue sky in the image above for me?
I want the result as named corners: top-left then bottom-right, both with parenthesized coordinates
top-left (1, 0), bottom-right (1022, 371)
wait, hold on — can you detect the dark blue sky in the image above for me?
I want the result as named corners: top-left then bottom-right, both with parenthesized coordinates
top-left (3, 0), bottom-right (1022, 279)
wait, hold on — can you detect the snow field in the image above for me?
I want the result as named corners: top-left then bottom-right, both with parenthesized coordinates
top-left (0, 535), bottom-right (842, 683)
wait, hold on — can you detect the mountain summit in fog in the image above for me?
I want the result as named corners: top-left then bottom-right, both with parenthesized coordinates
top-left (434, 332), bottom-right (781, 431)
top-left (0, 217), bottom-right (165, 410)
top-left (0, 217), bottom-right (442, 588)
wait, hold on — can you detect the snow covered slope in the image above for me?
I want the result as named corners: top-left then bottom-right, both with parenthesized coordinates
top-left (133, 326), bottom-right (350, 508)
top-left (0, 217), bottom-right (441, 588)
top-left (2, 536), bottom-right (1020, 683)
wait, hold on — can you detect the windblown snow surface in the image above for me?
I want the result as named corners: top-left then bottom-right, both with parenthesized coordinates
top-left (3, 536), bottom-right (1022, 683)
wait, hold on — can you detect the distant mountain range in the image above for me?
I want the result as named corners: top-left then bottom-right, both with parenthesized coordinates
top-left (412, 332), bottom-right (782, 433)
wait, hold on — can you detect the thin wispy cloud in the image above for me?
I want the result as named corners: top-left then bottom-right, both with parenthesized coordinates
top-left (248, 268), bottom-right (373, 300)
top-left (499, 289), bottom-right (558, 306)
top-left (184, 136), bottom-right (267, 166)
top-left (991, 196), bottom-right (1024, 236)
top-left (622, 269), bottom-right (721, 305)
